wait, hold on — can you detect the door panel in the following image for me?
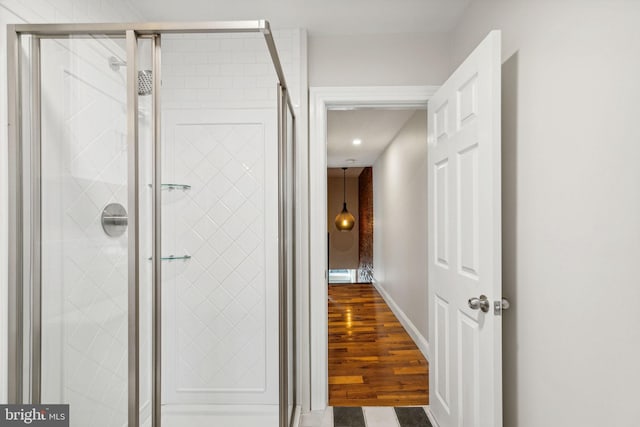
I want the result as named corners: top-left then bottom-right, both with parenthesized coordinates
top-left (457, 143), bottom-right (479, 279)
top-left (434, 296), bottom-right (451, 414)
top-left (427, 30), bottom-right (502, 427)
top-left (458, 311), bottom-right (480, 427)
top-left (434, 160), bottom-right (450, 268)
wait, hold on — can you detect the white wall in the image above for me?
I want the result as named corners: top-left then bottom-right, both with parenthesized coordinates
top-left (449, 1), bottom-right (640, 425)
top-left (308, 32), bottom-right (450, 87)
top-left (373, 111), bottom-right (428, 339)
top-left (327, 176), bottom-right (359, 270)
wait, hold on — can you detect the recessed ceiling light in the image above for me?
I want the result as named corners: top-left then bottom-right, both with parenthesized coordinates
top-left (346, 159), bottom-right (356, 164)
top-left (352, 138), bottom-right (362, 146)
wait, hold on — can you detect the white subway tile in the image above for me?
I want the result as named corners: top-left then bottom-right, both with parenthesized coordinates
top-left (195, 63), bottom-right (221, 75)
top-left (255, 50), bottom-right (272, 64)
top-left (243, 63), bottom-right (271, 76)
top-left (209, 76), bottom-right (234, 89)
top-left (255, 76), bottom-right (278, 88)
top-left (243, 37), bottom-right (266, 50)
top-left (244, 88), bottom-right (269, 101)
top-left (231, 51), bottom-right (257, 64)
top-left (217, 88), bottom-right (238, 101)
top-left (195, 38), bottom-right (221, 52)
top-left (208, 51), bottom-right (233, 64)
top-left (162, 52), bottom-right (185, 65)
top-left (196, 89), bottom-right (221, 101)
top-left (233, 76), bottom-right (257, 89)
top-left (161, 74), bottom-right (186, 89)
top-left (220, 38), bottom-right (245, 50)
top-left (183, 53), bottom-right (205, 65)
top-left (219, 63), bottom-right (244, 76)
top-left (185, 75), bottom-right (209, 89)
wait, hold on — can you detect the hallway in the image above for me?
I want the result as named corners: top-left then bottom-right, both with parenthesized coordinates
top-left (328, 284), bottom-right (429, 406)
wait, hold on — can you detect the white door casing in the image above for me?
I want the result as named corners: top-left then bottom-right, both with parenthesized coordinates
top-left (427, 31), bottom-right (502, 427)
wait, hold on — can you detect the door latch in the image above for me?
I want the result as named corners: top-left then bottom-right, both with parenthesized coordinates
top-left (494, 298), bottom-right (511, 316)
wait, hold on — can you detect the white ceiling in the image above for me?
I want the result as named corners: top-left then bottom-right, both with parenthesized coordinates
top-left (327, 109), bottom-right (419, 168)
top-left (130, 0), bottom-right (471, 35)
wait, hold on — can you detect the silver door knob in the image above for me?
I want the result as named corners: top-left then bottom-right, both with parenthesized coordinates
top-left (468, 295), bottom-right (490, 313)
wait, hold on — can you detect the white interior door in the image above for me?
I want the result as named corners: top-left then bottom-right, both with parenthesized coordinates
top-left (427, 31), bottom-right (502, 427)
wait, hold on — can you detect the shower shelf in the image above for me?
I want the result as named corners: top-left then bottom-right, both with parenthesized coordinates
top-left (147, 254), bottom-right (192, 262)
top-left (147, 183), bottom-right (191, 191)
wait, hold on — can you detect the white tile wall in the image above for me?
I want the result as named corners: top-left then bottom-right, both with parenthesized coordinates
top-left (173, 123), bottom-right (266, 392)
top-left (160, 108), bottom-right (279, 411)
top-left (161, 31), bottom-right (302, 110)
top-left (159, 30), bottom-right (302, 418)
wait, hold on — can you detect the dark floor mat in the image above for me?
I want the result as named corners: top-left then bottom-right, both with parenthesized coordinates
top-left (394, 407), bottom-right (432, 427)
top-left (333, 406), bottom-right (366, 427)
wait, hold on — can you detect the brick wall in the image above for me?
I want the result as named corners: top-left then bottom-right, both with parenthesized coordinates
top-left (358, 167), bottom-right (373, 282)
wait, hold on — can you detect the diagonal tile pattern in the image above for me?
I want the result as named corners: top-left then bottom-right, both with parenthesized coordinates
top-left (169, 122), bottom-right (267, 391)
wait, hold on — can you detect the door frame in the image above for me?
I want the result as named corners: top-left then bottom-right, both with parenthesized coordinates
top-left (308, 85), bottom-right (438, 410)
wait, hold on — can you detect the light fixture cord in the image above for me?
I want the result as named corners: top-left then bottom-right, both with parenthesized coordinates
top-left (342, 167), bottom-right (347, 205)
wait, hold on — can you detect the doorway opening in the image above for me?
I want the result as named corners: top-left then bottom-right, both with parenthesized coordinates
top-left (325, 106), bottom-right (430, 408)
top-left (308, 87), bottom-right (437, 413)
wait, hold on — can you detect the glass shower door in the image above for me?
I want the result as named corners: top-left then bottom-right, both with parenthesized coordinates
top-left (38, 35), bottom-right (131, 427)
top-left (33, 32), bottom-right (155, 427)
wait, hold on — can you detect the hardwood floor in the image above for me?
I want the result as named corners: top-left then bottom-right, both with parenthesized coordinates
top-left (328, 283), bottom-right (429, 407)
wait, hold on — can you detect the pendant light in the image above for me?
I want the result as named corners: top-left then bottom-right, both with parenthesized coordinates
top-left (335, 167), bottom-right (356, 231)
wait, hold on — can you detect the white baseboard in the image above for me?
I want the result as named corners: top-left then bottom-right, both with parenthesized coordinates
top-left (162, 404), bottom-right (278, 427)
top-left (371, 280), bottom-right (430, 361)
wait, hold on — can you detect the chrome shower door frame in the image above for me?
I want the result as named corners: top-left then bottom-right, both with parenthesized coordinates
top-left (7, 21), bottom-right (296, 427)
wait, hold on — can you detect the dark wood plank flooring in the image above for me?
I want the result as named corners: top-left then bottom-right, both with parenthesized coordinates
top-left (328, 283), bottom-right (429, 406)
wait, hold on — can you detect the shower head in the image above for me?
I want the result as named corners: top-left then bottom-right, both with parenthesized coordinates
top-left (109, 56), bottom-right (153, 96)
top-left (137, 70), bottom-right (153, 96)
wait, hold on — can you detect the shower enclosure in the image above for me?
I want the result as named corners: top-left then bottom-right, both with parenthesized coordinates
top-left (7, 21), bottom-right (296, 427)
